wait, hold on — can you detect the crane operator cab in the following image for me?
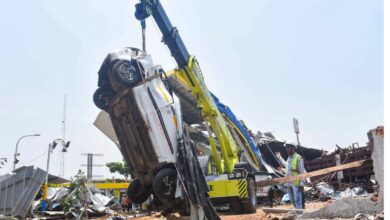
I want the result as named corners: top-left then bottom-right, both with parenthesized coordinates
top-left (93, 47), bottom-right (184, 210)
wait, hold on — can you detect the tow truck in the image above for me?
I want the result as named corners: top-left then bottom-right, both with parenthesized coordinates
top-left (166, 71), bottom-right (279, 213)
top-left (93, 0), bottom-right (279, 217)
top-left (133, 0), bottom-right (280, 214)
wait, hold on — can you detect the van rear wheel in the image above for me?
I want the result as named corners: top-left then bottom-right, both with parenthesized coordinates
top-left (153, 168), bottom-right (177, 200)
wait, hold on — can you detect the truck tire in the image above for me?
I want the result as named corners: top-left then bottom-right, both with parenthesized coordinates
top-left (242, 178), bottom-right (257, 213)
top-left (230, 198), bottom-right (243, 214)
top-left (153, 168), bottom-right (177, 200)
top-left (127, 179), bottom-right (150, 204)
top-left (93, 87), bottom-right (115, 111)
top-left (112, 60), bottom-right (141, 87)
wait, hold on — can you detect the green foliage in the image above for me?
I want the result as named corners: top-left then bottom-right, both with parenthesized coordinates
top-left (60, 172), bottom-right (89, 217)
top-left (105, 161), bottom-right (131, 179)
top-left (104, 178), bottom-right (127, 183)
top-left (61, 196), bottom-right (72, 213)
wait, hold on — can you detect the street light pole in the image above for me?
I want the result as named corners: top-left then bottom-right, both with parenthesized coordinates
top-left (13, 134), bottom-right (40, 171)
top-left (41, 138), bottom-right (70, 213)
top-left (42, 141), bottom-right (57, 214)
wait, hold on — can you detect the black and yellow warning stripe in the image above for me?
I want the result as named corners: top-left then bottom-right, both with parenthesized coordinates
top-left (238, 179), bottom-right (248, 198)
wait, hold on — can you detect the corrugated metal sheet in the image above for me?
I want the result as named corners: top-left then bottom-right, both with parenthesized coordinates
top-left (0, 166), bottom-right (46, 218)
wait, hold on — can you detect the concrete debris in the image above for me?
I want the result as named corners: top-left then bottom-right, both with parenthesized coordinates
top-left (368, 126), bottom-right (383, 212)
top-left (299, 197), bottom-right (379, 219)
top-left (280, 211), bottom-right (298, 220)
top-left (352, 213), bottom-right (380, 220)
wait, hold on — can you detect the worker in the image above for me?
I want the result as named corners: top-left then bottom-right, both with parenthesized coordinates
top-left (284, 141), bottom-right (307, 209)
top-left (122, 195), bottom-right (130, 212)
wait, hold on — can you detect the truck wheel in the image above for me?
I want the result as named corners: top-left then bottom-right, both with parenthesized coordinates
top-left (242, 178), bottom-right (257, 213)
top-left (127, 179), bottom-right (151, 204)
top-left (93, 87), bottom-right (115, 111)
top-left (153, 168), bottom-right (177, 200)
top-left (112, 60), bottom-right (141, 87)
top-left (230, 198), bottom-right (243, 214)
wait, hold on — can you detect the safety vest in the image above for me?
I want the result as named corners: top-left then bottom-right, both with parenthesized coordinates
top-left (291, 154), bottom-right (302, 186)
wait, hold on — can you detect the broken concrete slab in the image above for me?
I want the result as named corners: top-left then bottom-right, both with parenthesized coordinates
top-left (369, 127), bottom-right (384, 212)
top-left (299, 197), bottom-right (379, 219)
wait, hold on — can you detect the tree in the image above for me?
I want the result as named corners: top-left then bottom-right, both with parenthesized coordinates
top-left (106, 161), bottom-right (131, 181)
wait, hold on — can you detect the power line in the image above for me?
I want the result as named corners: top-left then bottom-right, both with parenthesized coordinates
top-left (19, 150), bottom-right (48, 165)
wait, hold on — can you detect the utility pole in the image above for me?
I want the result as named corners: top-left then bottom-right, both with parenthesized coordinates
top-left (81, 153), bottom-right (104, 181)
top-left (293, 118), bottom-right (301, 146)
top-left (41, 138), bottom-right (70, 213)
top-left (41, 141), bottom-right (58, 213)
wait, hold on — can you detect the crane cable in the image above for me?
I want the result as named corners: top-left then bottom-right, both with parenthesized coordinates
top-left (141, 19), bottom-right (146, 51)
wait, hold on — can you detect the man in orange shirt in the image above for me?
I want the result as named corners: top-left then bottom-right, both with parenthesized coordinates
top-left (122, 195), bottom-right (130, 212)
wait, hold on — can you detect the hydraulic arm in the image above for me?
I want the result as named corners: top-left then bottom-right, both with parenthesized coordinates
top-left (135, 0), bottom-right (239, 173)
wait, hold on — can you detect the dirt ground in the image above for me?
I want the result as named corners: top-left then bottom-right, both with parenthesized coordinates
top-left (120, 201), bottom-right (328, 220)
top-left (125, 207), bottom-right (266, 220)
top-left (219, 207), bottom-right (267, 220)
top-left (272, 201), bottom-right (329, 210)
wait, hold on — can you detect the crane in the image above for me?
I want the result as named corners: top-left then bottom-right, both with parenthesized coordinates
top-left (133, 0), bottom-right (275, 214)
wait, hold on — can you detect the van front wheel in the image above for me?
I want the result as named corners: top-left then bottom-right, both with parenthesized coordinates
top-left (93, 87), bottom-right (115, 111)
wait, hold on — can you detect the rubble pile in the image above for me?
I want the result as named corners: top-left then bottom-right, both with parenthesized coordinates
top-left (305, 145), bottom-right (373, 187)
top-left (300, 197), bottom-right (381, 219)
top-left (33, 174), bottom-right (120, 219)
top-left (304, 181), bottom-right (369, 202)
top-left (266, 127), bottom-right (384, 220)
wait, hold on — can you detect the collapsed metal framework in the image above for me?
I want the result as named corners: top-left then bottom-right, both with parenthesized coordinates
top-left (0, 166), bottom-right (46, 218)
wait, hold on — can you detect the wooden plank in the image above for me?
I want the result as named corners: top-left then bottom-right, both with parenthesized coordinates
top-left (256, 159), bottom-right (368, 186)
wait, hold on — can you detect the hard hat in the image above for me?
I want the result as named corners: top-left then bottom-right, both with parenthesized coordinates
top-left (284, 141), bottom-right (297, 149)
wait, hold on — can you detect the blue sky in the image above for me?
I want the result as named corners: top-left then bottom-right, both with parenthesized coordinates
top-left (0, 0), bottom-right (383, 179)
